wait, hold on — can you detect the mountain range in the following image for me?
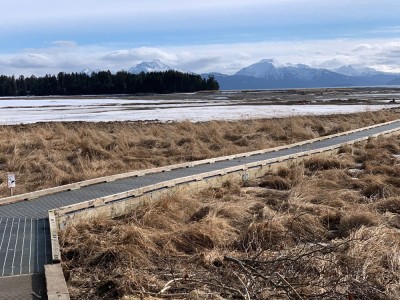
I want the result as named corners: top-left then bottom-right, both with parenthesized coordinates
top-left (209, 59), bottom-right (400, 90)
top-left (83, 59), bottom-right (400, 90)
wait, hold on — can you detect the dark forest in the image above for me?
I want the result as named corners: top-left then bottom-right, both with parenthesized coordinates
top-left (0, 70), bottom-right (219, 96)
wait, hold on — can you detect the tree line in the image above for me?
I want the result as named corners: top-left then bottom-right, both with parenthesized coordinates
top-left (0, 70), bottom-right (219, 96)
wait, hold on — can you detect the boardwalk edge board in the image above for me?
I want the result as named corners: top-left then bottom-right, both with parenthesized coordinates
top-left (52, 123), bottom-right (400, 218)
top-left (47, 212), bottom-right (70, 299)
top-left (1, 118), bottom-right (399, 205)
top-left (48, 211), bottom-right (61, 263)
top-left (44, 264), bottom-right (70, 300)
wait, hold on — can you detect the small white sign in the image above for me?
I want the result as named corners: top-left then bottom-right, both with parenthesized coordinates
top-left (7, 174), bottom-right (16, 188)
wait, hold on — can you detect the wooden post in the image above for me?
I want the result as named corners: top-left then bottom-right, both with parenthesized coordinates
top-left (7, 173), bottom-right (16, 196)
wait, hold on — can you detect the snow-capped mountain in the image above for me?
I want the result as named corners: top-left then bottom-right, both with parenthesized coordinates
top-left (207, 59), bottom-right (400, 90)
top-left (235, 59), bottom-right (282, 78)
top-left (232, 59), bottom-right (351, 87)
top-left (81, 67), bottom-right (100, 75)
top-left (235, 59), bottom-right (347, 82)
top-left (282, 64), bottom-right (338, 82)
top-left (128, 60), bottom-right (173, 74)
top-left (333, 65), bottom-right (381, 77)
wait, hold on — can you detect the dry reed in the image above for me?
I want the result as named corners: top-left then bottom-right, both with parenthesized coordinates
top-left (1, 109), bottom-right (400, 197)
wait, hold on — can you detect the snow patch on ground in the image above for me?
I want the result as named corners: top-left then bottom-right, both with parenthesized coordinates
top-left (1, 98), bottom-right (398, 124)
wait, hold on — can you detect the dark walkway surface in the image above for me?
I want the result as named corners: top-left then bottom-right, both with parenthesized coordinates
top-left (0, 120), bottom-right (399, 299)
top-left (0, 273), bottom-right (47, 299)
top-left (0, 218), bottom-right (50, 299)
top-left (0, 218), bottom-right (50, 276)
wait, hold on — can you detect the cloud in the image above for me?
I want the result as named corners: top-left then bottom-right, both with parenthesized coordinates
top-left (51, 41), bottom-right (78, 48)
top-left (370, 46), bottom-right (400, 71)
top-left (0, 53), bottom-right (52, 69)
top-left (102, 48), bottom-right (176, 64)
top-left (102, 50), bottom-right (132, 62)
top-left (1, 37), bottom-right (400, 76)
top-left (317, 58), bottom-right (350, 69)
top-left (352, 44), bottom-right (375, 52)
top-left (178, 57), bottom-right (223, 73)
top-left (379, 49), bottom-right (400, 59)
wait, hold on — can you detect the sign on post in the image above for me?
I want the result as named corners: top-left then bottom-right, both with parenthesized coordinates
top-left (7, 174), bottom-right (15, 196)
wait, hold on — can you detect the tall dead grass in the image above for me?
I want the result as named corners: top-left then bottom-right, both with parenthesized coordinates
top-left (61, 134), bottom-right (400, 299)
top-left (1, 109), bottom-right (399, 197)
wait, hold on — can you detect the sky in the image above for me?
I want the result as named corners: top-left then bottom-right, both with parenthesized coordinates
top-left (1, 0), bottom-right (400, 76)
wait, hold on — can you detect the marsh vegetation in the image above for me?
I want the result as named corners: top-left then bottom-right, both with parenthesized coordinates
top-left (1, 110), bottom-right (399, 197)
top-left (60, 134), bottom-right (400, 299)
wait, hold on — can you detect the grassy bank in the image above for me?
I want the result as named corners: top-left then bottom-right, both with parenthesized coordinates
top-left (1, 109), bottom-right (399, 197)
top-left (60, 134), bottom-right (400, 299)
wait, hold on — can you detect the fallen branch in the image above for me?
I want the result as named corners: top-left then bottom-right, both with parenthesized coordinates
top-left (274, 272), bottom-right (304, 300)
top-left (225, 255), bottom-right (305, 299)
top-left (131, 290), bottom-right (190, 298)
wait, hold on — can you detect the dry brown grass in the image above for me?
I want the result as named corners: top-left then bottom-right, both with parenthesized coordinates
top-left (1, 109), bottom-right (400, 197)
top-left (61, 133), bottom-right (400, 300)
top-left (303, 155), bottom-right (351, 171)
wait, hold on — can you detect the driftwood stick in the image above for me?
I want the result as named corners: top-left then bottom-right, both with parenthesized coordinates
top-left (274, 272), bottom-right (304, 300)
top-left (159, 277), bottom-right (183, 294)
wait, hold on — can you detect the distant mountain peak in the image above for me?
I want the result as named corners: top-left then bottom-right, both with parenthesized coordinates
top-left (82, 67), bottom-right (91, 74)
top-left (129, 60), bottom-right (173, 74)
top-left (81, 67), bottom-right (100, 75)
top-left (235, 58), bottom-right (328, 80)
top-left (235, 58), bottom-right (281, 78)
